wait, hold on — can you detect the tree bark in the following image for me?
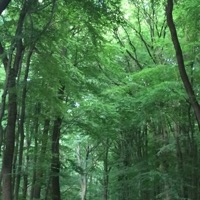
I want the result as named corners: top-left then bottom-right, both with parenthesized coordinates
top-left (0, 0), bottom-right (11, 171)
top-left (32, 119), bottom-right (50, 199)
top-left (76, 144), bottom-right (89, 200)
top-left (103, 139), bottom-right (110, 200)
top-left (166, 0), bottom-right (200, 127)
top-left (30, 104), bottom-right (41, 200)
top-left (14, 49), bottom-right (33, 200)
top-left (1, 68), bottom-right (17, 200)
top-left (0, 44), bottom-right (8, 158)
top-left (1, 2), bottom-right (27, 198)
top-left (0, 0), bottom-right (11, 15)
top-left (51, 117), bottom-right (62, 200)
top-left (22, 128), bottom-right (31, 200)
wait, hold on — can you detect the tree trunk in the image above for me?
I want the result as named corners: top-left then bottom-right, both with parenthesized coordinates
top-left (76, 144), bottom-right (89, 200)
top-left (117, 131), bottom-right (133, 200)
top-left (103, 139), bottom-right (110, 200)
top-left (0, 0), bottom-right (11, 14)
top-left (0, 0), bottom-right (11, 185)
top-left (51, 117), bottom-right (62, 200)
top-left (1, 2), bottom-right (27, 199)
top-left (1, 68), bottom-right (17, 200)
top-left (14, 49), bottom-right (33, 200)
top-left (30, 104), bottom-right (41, 200)
top-left (166, 0), bottom-right (200, 127)
top-left (32, 119), bottom-right (50, 199)
top-left (22, 127), bottom-right (31, 200)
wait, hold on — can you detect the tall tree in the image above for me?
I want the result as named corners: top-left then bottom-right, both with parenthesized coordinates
top-left (1, 1), bottom-right (27, 199)
top-left (166, 0), bottom-right (200, 127)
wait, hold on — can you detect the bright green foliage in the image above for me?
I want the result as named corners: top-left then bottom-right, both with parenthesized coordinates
top-left (0, 0), bottom-right (200, 200)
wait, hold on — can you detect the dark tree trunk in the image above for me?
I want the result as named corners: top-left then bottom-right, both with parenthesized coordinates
top-left (1, 2), bottom-right (27, 199)
top-left (14, 49), bottom-right (33, 200)
top-left (0, 44), bottom-right (8, 159)
top-left (166, 0), bottom-right (200, 127)
top-left (30, 104), bottom-right (41, 200)
top-left (0, 0), bottom-right (11, 15)
top-left (22, 127), bottom-right (31, 200)
top-left (117, 131), bottom-right (134, 200)
top-left (32, 119), bottom-right (50, 199)
top-left (1, 68), bottom-right (17, 200)
top-left (103, 139), bottom-right (110, 200)
top-left (50, 86), bottom-right (64, 200)
top-left (51, 117), bottom-right (62, 200)
top-left (0, 0), bottom-right (11, 178)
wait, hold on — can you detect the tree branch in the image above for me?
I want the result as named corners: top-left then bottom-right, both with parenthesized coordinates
top-left (0, 0), bottom-right (11, 15)
top-left (166, 0), bottom-right (200, 127)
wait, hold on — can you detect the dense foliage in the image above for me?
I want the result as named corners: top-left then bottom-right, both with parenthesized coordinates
top-left (0, 0), bottom-right (200, 200)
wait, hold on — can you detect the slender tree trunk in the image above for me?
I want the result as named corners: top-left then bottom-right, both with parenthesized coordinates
top-left (22, 123), bottom-right (31, 200)
top-left (51, 117), bottom-right (62, 200)
top-left (77, 144), bottom-right (89, 200)
top-left (0, 44), bottom-right (9, 155)
top-left (1, 68), bottom-right (17, 200)
top-left (117, 131), bottom-right (134, 200)
top-left (0, 45), bottom-right (8, 171)
top-left (0, 0), bottom-right (11, 14)
top-left (103, 139), bottom-right (110, 200)
top-left (32, 119), bottom-right (50, 199)
top-left (50, 85), bottom-right (64, 200)
top-left (0, 0), bottom-right (11, 184)
top-left (30, 104), bottom-right (41, 200)
top-left (1, 2), bottom-right (27, 199)
top-left (166, 0), bottom-right (200, 127)
top-left (14, 49), bottom-right (33, 200)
